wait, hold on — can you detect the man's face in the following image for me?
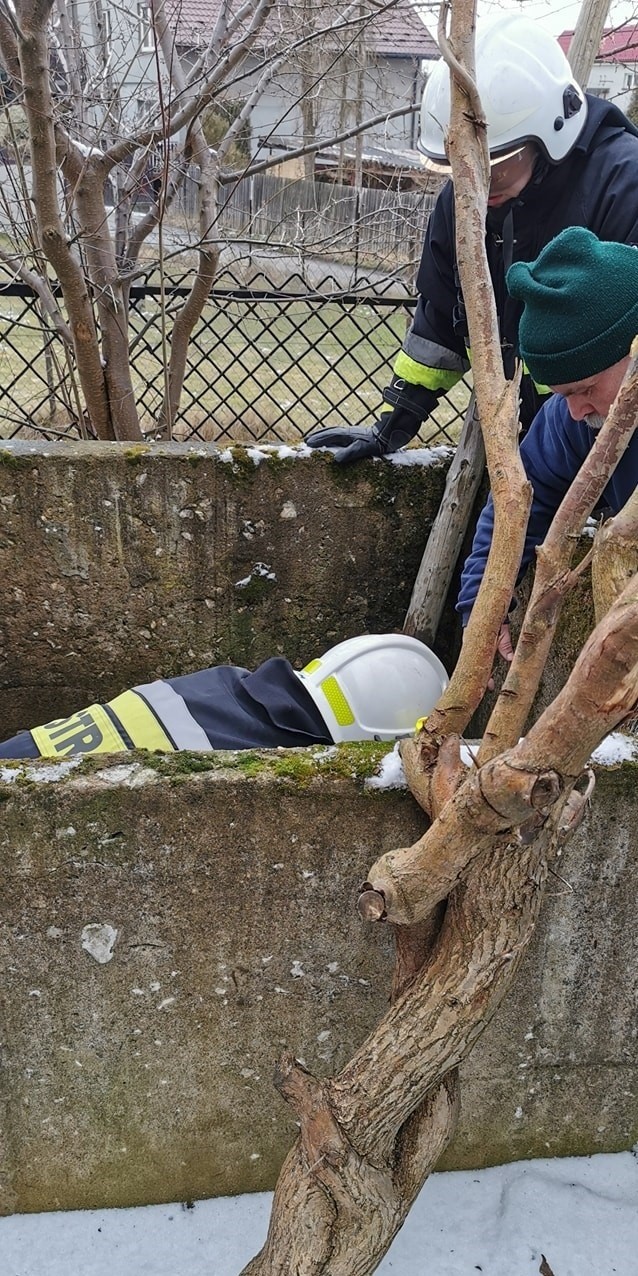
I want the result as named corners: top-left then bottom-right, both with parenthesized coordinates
top-left (487, 144), bottom-right (538, 208)
top-left (552, 356), bottom-right (631, 425)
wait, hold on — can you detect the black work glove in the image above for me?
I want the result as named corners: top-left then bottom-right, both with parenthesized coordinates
top-left (305, 379), bottom-right (441, 464)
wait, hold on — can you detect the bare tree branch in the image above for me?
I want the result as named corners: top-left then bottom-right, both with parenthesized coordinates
top-left (481, 346), bottom-right (638, 762)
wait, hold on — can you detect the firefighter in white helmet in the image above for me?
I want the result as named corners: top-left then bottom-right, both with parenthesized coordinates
top-left (419, 14), bottom-right (586, 169)
top-left (306, 13), bottom-right (638, 461)
top-left (0, 635), bottom-right (448, 759)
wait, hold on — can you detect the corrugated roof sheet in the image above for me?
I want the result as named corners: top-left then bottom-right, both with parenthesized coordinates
top-left (559, 25), bottom-right (638, 64)
top-left (168, 0), bottom-right (438, 59)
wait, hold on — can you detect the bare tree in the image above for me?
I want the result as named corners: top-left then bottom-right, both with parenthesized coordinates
top-left (240, 2), bottom-right (638, 1272)
top-left (0, 0), bottom-right (424, 440)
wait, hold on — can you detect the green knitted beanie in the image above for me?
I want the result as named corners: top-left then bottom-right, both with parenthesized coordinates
top-left (506, 227), bottom-right (638, 387)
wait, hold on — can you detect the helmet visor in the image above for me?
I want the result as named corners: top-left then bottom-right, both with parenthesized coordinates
top-left (419, 140), bottom-right (527, 176)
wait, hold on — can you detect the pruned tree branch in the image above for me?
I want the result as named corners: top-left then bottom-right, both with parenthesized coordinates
top-left (480, 344), bottom-right (638, 762)
top-left (365, 565), bottom-right (638, 928)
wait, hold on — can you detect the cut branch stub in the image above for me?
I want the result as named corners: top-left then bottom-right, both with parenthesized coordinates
top-left (275, 1054), bottom-right (349, 1173)
top-left (478, 762), bottom-right (563, 819)
top-left (363, 757), bottom-right (567, 927)
top-left (531, 771), bottom-right (563, 809)
top-left (357, 885), bottom-right (387, 923)
top-left (557, 768), bottom-right (595, 839)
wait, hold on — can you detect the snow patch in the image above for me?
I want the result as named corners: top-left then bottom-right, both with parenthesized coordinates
top-left (0, 757), bottom-right (82, 784)
top-left (365, 742), bottom-right (407, 790)
top-left (589, 732), bottom-right (638, 766)
top-left (2, 1152), bottom-right (637, 1274)
top-left (234, 563), bottom-right (276, 589)
top-left (387, 444), bottom-right (455, 467)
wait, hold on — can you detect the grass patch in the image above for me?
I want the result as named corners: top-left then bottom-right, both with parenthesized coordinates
top-left (0, 277), bottom-right (469, 446)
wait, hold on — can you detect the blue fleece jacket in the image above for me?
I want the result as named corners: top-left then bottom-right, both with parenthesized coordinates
top-left (457, 393), bottom-right (638, 625)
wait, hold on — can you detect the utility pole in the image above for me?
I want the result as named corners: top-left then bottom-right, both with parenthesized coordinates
top-left (567, 0), bottom-right (612, 88)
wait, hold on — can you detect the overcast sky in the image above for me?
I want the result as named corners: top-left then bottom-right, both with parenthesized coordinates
top-left (419, 0), bottom-right (638, 40)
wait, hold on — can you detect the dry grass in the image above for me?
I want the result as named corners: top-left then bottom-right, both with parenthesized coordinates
top-left (0, 286), bottom-right (470, 446)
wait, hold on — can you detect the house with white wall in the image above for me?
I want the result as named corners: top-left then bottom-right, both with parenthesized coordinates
top-left (54, 0), bottom-right (439, 187)
top-left (170, 0), bottom-right (439, 158)
top-left (559, 25), bottom-right (638, 113)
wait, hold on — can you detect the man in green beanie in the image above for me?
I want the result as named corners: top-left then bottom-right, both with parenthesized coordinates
top-left (456, 226), bottom-right (638, 658)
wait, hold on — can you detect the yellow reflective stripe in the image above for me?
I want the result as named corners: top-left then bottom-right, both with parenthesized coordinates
top-left (415, 716), bottom-right (428, 732)
top-left (392, 351), bottom-right (462, 392)
top-left (107, 690), bottom-right (175, 752)
top-left (301, 658), bottom-right (322, 674)
top-left (320, 675), bottom-right (355, 727)
top-left (32, 704), bottom-right (129, 757)
top-left (520, 360), bottom-right (550, 395)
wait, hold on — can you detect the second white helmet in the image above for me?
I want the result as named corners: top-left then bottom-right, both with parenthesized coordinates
top-left (296, 633), bottom-right (448, 744)
top-left (419, 14), bottom-right (587, 169)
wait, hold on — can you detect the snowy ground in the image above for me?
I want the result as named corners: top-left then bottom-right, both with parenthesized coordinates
top-left (2, 1151), bottom-right (637, 1276)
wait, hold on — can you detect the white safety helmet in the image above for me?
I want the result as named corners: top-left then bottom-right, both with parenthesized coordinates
top-left (296, 634), bottom-right (448, 744)
top-left (419, 14), bottom-right (587, 171)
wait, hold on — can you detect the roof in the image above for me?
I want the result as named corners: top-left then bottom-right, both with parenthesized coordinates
top-left (559, 25), bottom-right (638, 65)
top-left (168, 0), bottom-right (439, 59)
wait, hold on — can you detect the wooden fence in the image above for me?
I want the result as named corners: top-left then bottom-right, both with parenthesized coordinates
top-left (178, 170), bottom-right (437, 271)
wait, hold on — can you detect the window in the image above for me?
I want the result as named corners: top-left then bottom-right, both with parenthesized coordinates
top-left (138, 3), bottom-right (154, 53)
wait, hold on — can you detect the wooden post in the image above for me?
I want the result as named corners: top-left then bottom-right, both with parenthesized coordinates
top-left (403, 393), bottom-right (484, 643)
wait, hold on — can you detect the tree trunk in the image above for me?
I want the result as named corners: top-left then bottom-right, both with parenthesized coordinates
top-left (244, 567), bottom-right (638, 1274)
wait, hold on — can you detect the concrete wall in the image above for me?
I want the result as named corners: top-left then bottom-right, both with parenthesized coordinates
top-left (1, 440), bottom-right (629, 1219)
top-left (1, 749), bottom-right (637, 1216)
top-left (0, 442), bottom-right (450, 736)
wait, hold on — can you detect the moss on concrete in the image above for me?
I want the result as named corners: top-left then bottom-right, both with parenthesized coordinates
top-left (0, 743), bottom-right (393, 800)
top-left (123, 445), bottom-right (152, 463)
top-left (65, 741), bottom-right (392, 785)
top-left (0, 448), bottom-right (34, 468)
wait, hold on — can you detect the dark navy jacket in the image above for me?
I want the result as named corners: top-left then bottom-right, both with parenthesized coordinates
top-left (166, 659), bottom-right (331, 749)
top-left (0, 658), bottom-right (333, 759)
top-left (402, 96), bottom-right (638, 429)
top-left (457, 394), bottom-right (638, 625)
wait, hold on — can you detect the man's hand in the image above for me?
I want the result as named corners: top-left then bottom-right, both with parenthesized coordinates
top-left (487, 621), bottom-right (514, 691)
top-left (305, 424), bottom-right (386, 464)
top-left (305, 386), bottom-right (436, 464)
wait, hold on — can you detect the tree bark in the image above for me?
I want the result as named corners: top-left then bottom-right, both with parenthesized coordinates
top-left (63, 148), bottom-right (142, 441)
top-left (241, 8), bottom-right (638, 1272)
top-left (242, 3), bottom-right (543, 1270)
top-left (244, 565), bottom-right (638, 1273)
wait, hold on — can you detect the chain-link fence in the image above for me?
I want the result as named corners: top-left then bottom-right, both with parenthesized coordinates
top-left (0, 268), bottom-right (470, 448)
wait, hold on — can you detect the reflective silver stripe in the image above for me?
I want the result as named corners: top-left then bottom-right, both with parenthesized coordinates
top-left (402, 332), bottom-right (469, 373)
top-left (133, 680), bottom-right (213, 750)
